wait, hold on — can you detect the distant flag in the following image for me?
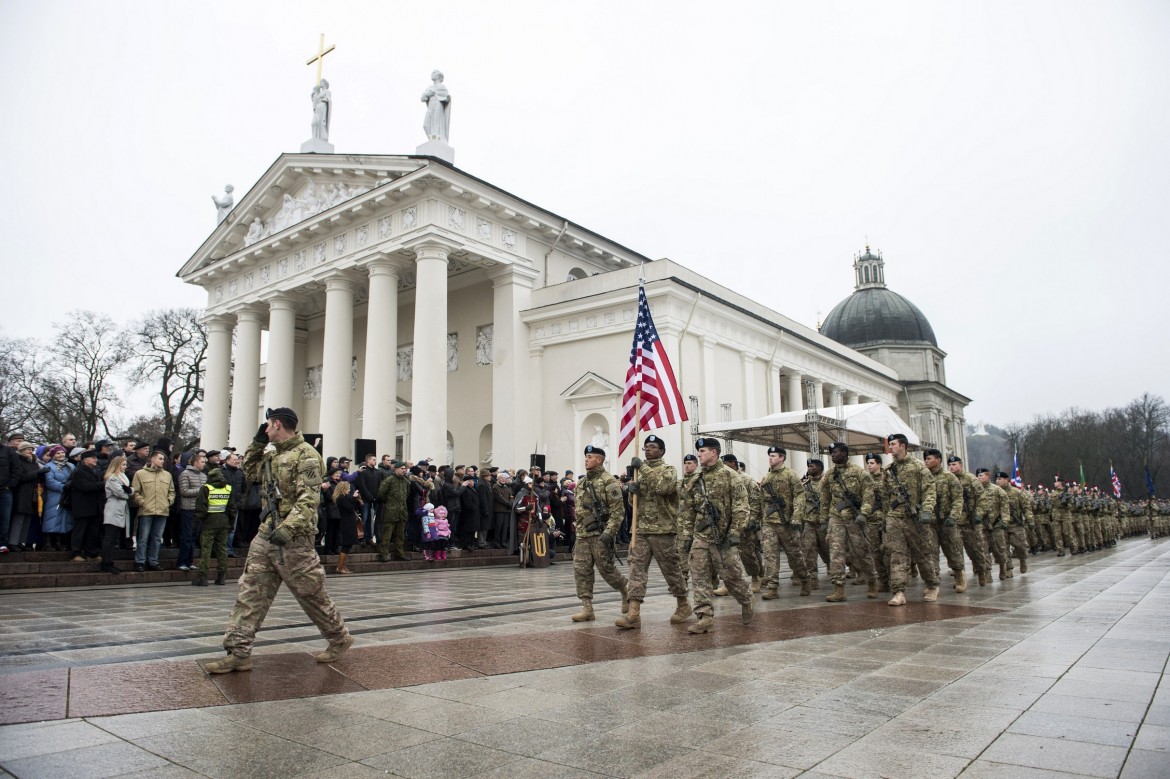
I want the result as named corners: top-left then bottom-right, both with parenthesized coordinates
top-left (1147, 465), bottom-right (1157, 498)
top-left (1079, 461), bottom-right (1087, 488)
top-left (1110, 462), bottom-right (1122, 499)
top-left (1011, 451), bottom-right (1022, 487)
top-left (618, 283), bottom-right (688, 455)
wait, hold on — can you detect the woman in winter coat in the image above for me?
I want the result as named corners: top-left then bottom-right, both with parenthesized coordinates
top-left (9, 442), bottom-right (46, 550)
top-left (41, 445), bottom-right (74, 550)
top-left (332, 481), bottom-right (360, 574)
top-left (101, 456), bottom-right (131, 574)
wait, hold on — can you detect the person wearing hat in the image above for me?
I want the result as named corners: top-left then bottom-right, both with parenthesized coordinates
top-left (797, 458), bottom-right (829, 591)
top-left (720, 453), bottom-right (765, 594)
top-left (1049, 475), bottom-right (1074, 557)
top-left (758, 446), bottom-right (811, 598)
top-left (878, 434), bottom-right (940, 606)
top-left (864, 453), bottom-right (891, 592)
top-left (922, 449), bottom-right (968, 593)
top-left (204, 407), bottom-right (352, 674)
top-left (617, 435), bottom-right (691, 629)
top-left (41, 445), bottom-right (75, 551)
top-left (69, 450), bottom-right (107, 561)
top-left (947, 455), bottom-right (991, 586)
top-left (819, 442), bottom-right (878, 603)
top-left (7, 441), bottom-right (46, 551)
top-left (0, 434), bottom-right (22, 553)
top-left (570, 444), bottom-right (630, 623)
top-left (93, 440), bottom-right (114, 474)
top-left (995, 471), bottom-right (1032, 577)
top-left (192, 467), bottom-right (237, 586)
top-left (375, 460), bottom-right (411, 561)
top-left (975, 468), bottom-right (1011, 580)
top-left (678, 437), bottom-right (753, 633)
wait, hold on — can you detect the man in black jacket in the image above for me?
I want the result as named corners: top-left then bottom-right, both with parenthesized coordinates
top-left (221, 451), bottom-right (248, 555)
top-left (467, 466), bottom-right (493, 549)
top-left (70, 450), bottom-right (106, 560)
top-left (0, 435), bottom-right (22, 553)
top-left (355, 454), bottom-right (385, 544)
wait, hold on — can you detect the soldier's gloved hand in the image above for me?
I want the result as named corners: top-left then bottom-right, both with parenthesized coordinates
top-left (254, 423), bottom-right (269, 443)
top-left (726, 531), bottom-right (741, 547)
top-left (943, 517), bottom-right (955, 527)
top-left (682, 537), bottom-right (693, 555)
top-left (630, 457), bottom-right (643, 470)
top-left (625, 481), bottom-right (640, 496)
top-left (916, 511), bottom-right (932, 526)
top-left (973, 515), bottom-right (983, 526)
top-left (600, 531), bottom-right (614, 548)
top-left (746, 519), bottom-right (760, 533)
top-left (855, 513), bottom-right (868, 527)
top-left (1027, 522), bottom-right (1035, 531)
top-left (269, 524), bottom-right (295, 546)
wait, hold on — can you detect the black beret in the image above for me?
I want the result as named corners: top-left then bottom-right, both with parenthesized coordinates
top-left (864, 453), bottom-right (882, 463)
top-left (721, 454), bottom-right (738, 464)
top-left (996, 471), bottom-right (1010, 479)
top-left (584, 444), bottom-right (605, 458)
top-left (266, 407), bottom-right (299, 428)
top-left (767, 446), bottom-right (787, 456)
top-left (695, 437), bottom-right (721, 451)
top-left (828, 442), bottom-right (849, 454)
top-left (947, 455), bottom-right (961, 464)
top-left (683, 454), bottom-right (698, 463)
top-left (923, 448), bottom-right (942, 459)
top-left (976, 468), bottom-right (990, 476)
top-left (643, 435), bottom-right (665, 451)
top-left (886, 433), bottom-right (908, 445)
top-left (808, 458), bottom-right (824, 468)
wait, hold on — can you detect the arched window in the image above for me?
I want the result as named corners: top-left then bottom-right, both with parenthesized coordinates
top-left (863, 266), bottom-right (871, 283)
top-left (566, 267), bottom-right (586, 282)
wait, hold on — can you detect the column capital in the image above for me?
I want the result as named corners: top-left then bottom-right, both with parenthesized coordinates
top-left (202, 313), bottom-right (234, 332)
top-left (235, 306), bottom-right (266, 325)
top-left (405, 238), bottom-right (457, 263)
top-left (486, 262), bottom-right (539, 288)
top-left (324, 274), bottom-right (357, 294)
top-left (265, 293), bottom-right (300, 313)
top-left (365, 255), bottom-right (405, 278)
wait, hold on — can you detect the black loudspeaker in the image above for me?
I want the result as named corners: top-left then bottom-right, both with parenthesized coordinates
top-left (303, 434), bottom-right (324, 457)
top-left (530, 454), bottom-right (546, 471)
top-left (354, 438), bottom-right (377, 463)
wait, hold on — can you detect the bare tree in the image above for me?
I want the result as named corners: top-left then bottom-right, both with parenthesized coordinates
top-left (0, 332), bottom-right (35, 436)
top-left (128, 308), bottom-right (206, 450)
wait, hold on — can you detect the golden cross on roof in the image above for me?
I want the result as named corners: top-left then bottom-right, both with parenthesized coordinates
top-left (306, 33), bottom-right (335, 84)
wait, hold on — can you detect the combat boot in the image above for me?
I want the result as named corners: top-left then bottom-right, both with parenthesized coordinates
top-left (954, 570), bottom-right (967, 593)
top-left (761, 587), bottom-right (779, 600)
top-left (615, 600), bottom-right (641, 629)
top-left (741, 599), bottom-right (754, 625)
top-left (811, 575), bottom-right (821, 591)
top-left (191, 576), bottom-right (208, 587)
top-left (800, 578), bottom-right (812, 596)
top-left (620, 585), bottom-right (630, 614)
top-left (923, 586), bottom-right (939, 602)
top-left (204, 653), bottom-right (252, 674)
top-left (315, 634), bottom-right (354, 663)
top-left (867, 580), bottom-right (878, 599)
top-left (878, 582), bottom-right (891, 593)
top-left (1019, 558), bottom-right (1028, 574)
top-left (887, 591), bottom-right (906, 607)
top-left (688, 614), bottom-right (715, 634)
top-left (571, 599), bottom-right (595, 622)
top-left (825, 584), bottom-right (847, 603)
top-left (669, 596), bottom-right (693, 623)
top-left (713, 583), bottom-right (729, 596)
top-left (751, 576), bottom-right (761, 593)
top-left (998, 562), bottom-right (1007, 581)
top-left (215, 571), bottom-right (227, 586)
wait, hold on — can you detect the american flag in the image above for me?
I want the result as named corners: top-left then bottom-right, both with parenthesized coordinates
top-left (1110, 463), bottom-right (1122, 499)
top-left (1011, 451), bottom-right (1022, 488)
top-left (618, 284), bottom-right (688, 455)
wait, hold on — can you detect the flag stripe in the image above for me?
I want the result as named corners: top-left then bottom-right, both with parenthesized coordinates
top-left (618, 285), bottom-right (688, 454)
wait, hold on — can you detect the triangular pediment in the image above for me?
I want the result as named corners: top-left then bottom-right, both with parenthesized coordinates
top-left (561, 372), bottom-right (623, 399)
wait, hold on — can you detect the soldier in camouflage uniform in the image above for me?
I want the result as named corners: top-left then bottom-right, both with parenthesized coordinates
top-left (975, 468), bottom-right (1011, 580)
top-left (923, 449), bottom-right (967, 592)
top-left (205, 407), bottom-right (352, 673)
top-left (948, 456), bottom-right (990, 586)
top-left (723, 454), bottom-right (764, 592)
top-left (1050, 477), bottom-right (1074, 554)
top-left (375, 461), bottom-right (410, 561)
top-left (1071, 484), bottom-right (1090, 553)
top-left (1032, 486), bottom-right (1052, 552)
top-left (679, 437), bottom-right (753, 634)
top-left (865, 454), bottom-right (890, 592)
top-left (996, 472), bottom-right (1032, 576)
top-left (678, 454), bottom-right (698, 581)
top-left (618, 435), bottom-right (691, 629)
top-left (798, 459), bottom-right (829, 590)
top-left (760, 446), bottom-right (810, 599)
top-left (820, 442), bottom-right (877, 602)
top-left (570, 445), bottom-right (629, 623)
top-left (880, 433), bottom-right (939, 606)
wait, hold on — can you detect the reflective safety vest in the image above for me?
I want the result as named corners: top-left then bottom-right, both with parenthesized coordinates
top-left (206, 485), bottom-right (231, 513)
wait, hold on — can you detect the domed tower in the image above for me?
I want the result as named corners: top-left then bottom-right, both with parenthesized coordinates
top-left (820, 246), bottom-right (970, 458)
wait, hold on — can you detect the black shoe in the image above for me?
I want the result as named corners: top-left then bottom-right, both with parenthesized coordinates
top-left (376, 554), bottom-right (390, 562)
top-left (192, 578), bottom-right (208, 586)
top-left (215, 572), bottom-right (226, 585)
top-left (134, 563), bottom-right (145, 572)
top-left (146, 563), bottom-right (162, 571)
top-left (101, 565), bottom-right (123, 574)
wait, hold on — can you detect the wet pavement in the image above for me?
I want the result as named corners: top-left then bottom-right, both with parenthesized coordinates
top-left (0, 537), bottom-right (1166, 778)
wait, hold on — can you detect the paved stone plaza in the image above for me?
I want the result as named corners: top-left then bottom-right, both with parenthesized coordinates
top-left (0, 538), bottom-right (1167, 778)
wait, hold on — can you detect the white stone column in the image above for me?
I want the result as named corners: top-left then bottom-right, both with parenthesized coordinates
top-left (265, 295), bottom-right (298, 411)
top-left (767, 363), bottom-right (782, 414)
top-left (785, 371), bottom-right (806, 473)
top-left (228, 308), bottom-right (263, 450)
top-left (200, 315), bottom-right (234, 449)
top-left (409, 243), bottom-right (450, 461)
top-left (488, 264), bottom-right (538, 468)
top-left (362, 258), bottom-right (401, 451)
top-left (845, 390), bottom-right (860, 405)
top-left (320, 275), bottom-right (355, 458)
top-left (701, 337), bottom-right (717, 427)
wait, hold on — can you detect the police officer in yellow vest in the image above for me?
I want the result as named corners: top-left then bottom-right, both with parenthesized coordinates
top-left (194, 468), bottom-right (237, 586)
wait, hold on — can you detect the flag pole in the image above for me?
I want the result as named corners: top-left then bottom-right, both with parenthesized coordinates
top-left (630, 393), bottom-right (641, 551)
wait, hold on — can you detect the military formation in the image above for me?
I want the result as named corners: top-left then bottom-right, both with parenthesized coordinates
top-left (568, 433), bottom-right (1167, 633)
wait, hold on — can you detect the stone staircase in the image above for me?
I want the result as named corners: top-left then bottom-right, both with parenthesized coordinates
top-left (0, 545), bottom-right (525, 590)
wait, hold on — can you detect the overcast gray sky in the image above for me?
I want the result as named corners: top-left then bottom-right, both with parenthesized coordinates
top-left (2, 0), bottom-right (1166, 427)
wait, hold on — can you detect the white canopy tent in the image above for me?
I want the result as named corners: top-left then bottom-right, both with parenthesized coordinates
top-left (697, 402), bottom-right (920, 455)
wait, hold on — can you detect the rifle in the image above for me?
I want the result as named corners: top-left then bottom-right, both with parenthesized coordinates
top-left (259, 458), bottom-right (286, 563)
top-left (762, 481), bottom-right (788, 522)
top-left (586, 476), bottom-right (623, 566)
top-left (694, 473), bottom-right (727, 569)
top-left (887, 461), bottom-right (920, 519)
top-left (832, 467), bottom-right (863, 515)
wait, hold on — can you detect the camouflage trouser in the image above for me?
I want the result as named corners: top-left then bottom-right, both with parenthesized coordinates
top-left (198, 525), bottom-right (229, 578)
top-left (1025, 523), bottom-right (1039, 550)
top-left (995, 525), bottom-right (1028, 571)
top-left (1073, 519), bottom-right (1088, 550)
top-left (959, 524), bottom-right (988, 577)
top-left (981, 525), bottom-right (1006, 572)
top-left (828, 518), bottom-right (875, 585)
top-left (377, 515), bottom-right (406, 558)
top-left (925, 522), bottom-right (965, 574)
top-left (739, 528), bottom-right (764, 578)
top-left (223, 534), bottom-right (349, 658)
top-left (626, 533), bottom-right (687, 602)
top-left (1051, 519), bottom-right (1067, 553)
top-left (1036, 521), bottom-right (1052, 549)
top-left (885, 515), bottom-right (940, 593)
top-left (1089, 519), bottom-right (1103, 547)
top-left (690, 537), bottom-right (751, 615)
top-left (867, 520), bottom-right (888, 586)
top-left (801, 522), bottom-right (829, 576)
top-left (676, 537), bottom-right (690, 579)
top-left (762, 522), bottom-right (808, 589)
top-left (573, 535), bottom-right (627, 601)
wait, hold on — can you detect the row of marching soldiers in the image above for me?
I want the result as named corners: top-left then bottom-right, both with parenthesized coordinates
top-left (569, 433), bottom-right (1165, 636)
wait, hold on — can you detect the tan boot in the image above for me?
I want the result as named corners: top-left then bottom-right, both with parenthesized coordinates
top-left (751, 576), bottom-right (761, 593)
top-left (923, 586), bottom-right (939, 602)
top-left (669, 596), bottom-right (693, 623)
top-left (978, 570), bottom-right (988, 586)
top-left (998, 563), bottom-right (1008, 581)
top-left (811, 575), bottom-right (821, 590)
top-left (615, 599), bottom-right (641, 629)
top-left (713, 584), bottom-right (729, 596)
top-left (867, 580), bottom-right (878, 599)
top-left (741, 599), bottom-right (754, 625)
top-left (336, 552), bottom-right (350, 575)
top-left (825, 584), bottom-right (847, 603)
top-left (688, 614), bottom-right (714, 634)
top-left (954, 570), bottom-right (967, 593)
top-left (761, 587), bottom-right (779, 600)
top-left (887, 591), bottom-right (906, 607)
top-left (1020, 558), bottom-right (1028, 574)
top-left (204, 653), bottom-right (252, 674)
top-left (316, 634), bottom-right (354, 663)
top-left (620, 585), bottom-right (630, 614)
top-left (800, 578), bottom-right (812, 596)
top-left (571, 599), bottom-right (595, 622)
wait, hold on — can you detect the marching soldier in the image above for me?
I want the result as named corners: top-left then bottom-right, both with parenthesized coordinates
top-left (976, 468), bottom-right (1011, 580)
top-left (679, 438), bottom-right (753, 634)
top-left (723, 454), bottom-right (764, 593)
top-left (996, 471), bottom-right (1031, 575)
top-left (760, 446), bottom-right (810, 599)
top-left (879, 433), bottom-right (939, 606)
top-left (865, 454), bottom-right (890, 592)
top-left (798, 459), bottom-right (830, 590)
top-left (678, 453), bottom-right (699, 582)
top-left (1033, 485), bottom-right (1053, 552)
top-left (820, 442), bottom-right (877, 602)
top-left (947, 455), bottom-right (990, 586)
top-left (923, 449), bottom-right (967, 592)
top-left (619, 435), bottom-right (691, 629)
top-left (1049, 480), bottom-right (1073, 555)
top-left (570, 445), bottom-right (629, 623)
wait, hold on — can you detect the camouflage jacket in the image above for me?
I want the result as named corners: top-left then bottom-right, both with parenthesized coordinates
top-left (576, 466), bottom-right (624, 538)
top-left (632, 458), bottom-right (680, 535)
top-left (881, 456), bottom-right (937, 520)
top-left (679, 463), bottom-right (748, 543)
top-left (244, 433), bottom-right (324, 538)
top-left (928, 468), bottom-right (964, 525)
top-left (1050, 489), bottom-right (1074, 521)
top-left (795, 474), bottom-right (824, 524)
top-left (976, 482), bottom-right (1011, 527)
top-left (739, 469), bottom-right (762, 527)
top-left (376, 473), bottom-right (410, 522)
top-left (867, 471), bottom-right (886, 521)
top-left (954, 470), bottom-right (982, 524)
top-left (760, 465), bottom-right (801, 525)
top-left (820, 462), bottom-right (874, 522)
top-left (1003, 485), bottom-right (1033, 525)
